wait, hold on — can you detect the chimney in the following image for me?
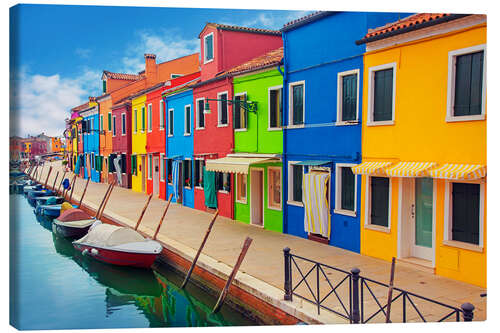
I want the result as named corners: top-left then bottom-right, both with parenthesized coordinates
top-left (144, 54), bottom-right (158, 84)
top-left (89, 96), bottom-right (96, 103)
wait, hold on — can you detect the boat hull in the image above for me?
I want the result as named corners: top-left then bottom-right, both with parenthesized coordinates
top-left (52, 222), bottom-right (91, 239)
top-left (72, 244), bottom-right (159, 268)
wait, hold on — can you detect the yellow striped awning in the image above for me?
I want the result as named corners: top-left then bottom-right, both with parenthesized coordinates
top-left (385, 161), bottom-right (437, 178)
top-left (205, 157), bottom-right (278, 174)
top-left (428, 164), bottom-right (486, 180)
top-left (351, 161), bottom-right (393, 175)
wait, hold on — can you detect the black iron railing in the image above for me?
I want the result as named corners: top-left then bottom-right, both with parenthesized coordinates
top-left (283, 248), bottom-right (475, 323)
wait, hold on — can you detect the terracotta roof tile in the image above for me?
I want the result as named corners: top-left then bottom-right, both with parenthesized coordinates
top-left (357, 13), bottom-right (472, 44)
top-left (207, 23), bottom-right (281, 36)
top-left (102, 70), bottom-right (144, 81)
top-left (223, 47), bottom-right (283, 76)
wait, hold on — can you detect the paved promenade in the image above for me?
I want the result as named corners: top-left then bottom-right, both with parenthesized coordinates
top-left (33, 162), bottom-right (486, 323)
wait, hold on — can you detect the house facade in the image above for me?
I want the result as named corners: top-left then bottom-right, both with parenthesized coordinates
top-left (281, 11), bottom-right (404, 252)
top-left (131, 93), bottom-right (148, 193)
top-left (193, 23), bottom-right (283, 219)
top-left (353, 14), bottom-right (486, 287)
top-left (111, 99), bottom-right (132, 188)
top-left (80, 103), bottom-right (100, 182)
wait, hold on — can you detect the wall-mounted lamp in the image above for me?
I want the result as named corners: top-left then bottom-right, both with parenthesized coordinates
top-left (204, 98), bottom-right (257, 115)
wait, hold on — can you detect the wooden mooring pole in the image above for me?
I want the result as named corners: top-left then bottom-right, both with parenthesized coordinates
top-left (51, 171), bottom-right (59, 191)
top-left (43, 166), bottom-right (53, 188)
top-left (68, 175), bottom-right (77, 202)
top-left (95, 182), bottom-right (113, 219)
top-left (78, 177), bottom-right (91, 208)
top-left (135, 194), bottom-right (153, 230)
top-left (57, 171), bottom-right (67, 195)
top-left (212, 237), bottom-right (253, 313)
top-left (181, 210), bottom-right (219, 289)
top-left (153, 193), bottom-right (173, 240)
top-left (31, 165), bottom-right (38, 180)
top-left (97, 181), bottom-right (116, 220)
top-left (385, 257), bottom-right (396, 323)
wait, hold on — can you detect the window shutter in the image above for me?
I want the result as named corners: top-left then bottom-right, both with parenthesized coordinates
top-left (292, 165), bottom-right (303, 202)
top-left (103, 80), bottom-right (107, 93)
top-left (292, 85), bottom-right (304, 125)
top-left (373, 69), bottom-right (393, 121)
top-left (454, 51), bottom-right (483, 116)
top-left (452, 183), bottom-right (480, 244)
top-left (370, 177), bottom-right (389, 227)
top-left (141, 108), bottom-right (145, 131)
top-left (270, 90), bottom-right (277, 128)
top-left (342, 74), bottom-right (357, 121)
top-left (341, 167), bottom-right (355, 211)
top-left (108, 113), bottom-right (111, 131)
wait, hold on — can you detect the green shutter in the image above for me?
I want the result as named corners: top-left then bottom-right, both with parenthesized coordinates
top-left (108, 113), bottom-right (112, 131)
top-left (205, 34), bottom-right (213, 60)
top-left (373, 69), bottom-right (393, 122)
top-left (342, 74), bottom-right (357, 121)
top-left (454, 51), bottom-right (484, 116)
top-left (142, 107), bottom-right (145, 131)
top-left (292, 84), bottom-right (304, 125)
top-left (452, 183), bottom-right (480, 244)
top-left (103, 80), bottom-right (107, 93)
top-left (292, 165), bottom-right (303, 202)
top-left (370, 177), bottom-right (389, 227)
top-left (270, 90), bottom-right (277, 128)
top-left (134, 110), bottom-right (137, 133)
top-left (341, 167), bottom-right (355, 211)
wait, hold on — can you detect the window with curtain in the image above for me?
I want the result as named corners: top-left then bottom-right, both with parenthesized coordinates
top-left (216, 172), bottom-right (230, 192)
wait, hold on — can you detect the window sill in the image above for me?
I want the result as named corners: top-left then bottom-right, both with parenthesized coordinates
top-left (217, 124), bottom-right (229, 128)
top-left (334, 209), bottom-right (356, 217)
top-left (234, 128), bottom-right (247, 132)
top-left (168, 135), bottom-right (174, 137)
top-left (159, 128), bottom-right (164, 131)
top-left (287, 200), bottom-right (303, 207)
top-left (446, 114), bottom-right (485, 123)
top-left (204, 58), bottom-right (214, 65)
top-left (184, 133), bottom-right (191, 136)
top-left (267, 127), bottom-right (282, 132)
top-left (122, 134), bottom-right (126, 136)
top-left (364, 224), bottom-right (390, 233)
top-left (268, 204), bottom-right (282, 211)
top-left (184, 186), bottom-right (192, 190)
top-left (236, 199), bottom-right (247, 205)
top-left (195, 127), bottom-right (205, 130)
top-left (366, 120), bottom-right (394, 126)
top-left (195, 186), bottom-right (204, 190)
top-left (168, 182), bottom-right (173, 186)
top-left (442, 239), bottom-right (483, 253)
top-left (218, 190), bottom-right (230, 194)
top-left (335, 121), bottom-right (359, 126)
top-left (287, 124), bottom-right (305, 129)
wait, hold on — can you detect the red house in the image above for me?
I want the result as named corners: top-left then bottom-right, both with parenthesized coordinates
top-left (146, 71), bottom-right (202, 199)
top-left (192, 23), bottom-right (282, 218)
top-left (111, 98), bottom-right (132, 188)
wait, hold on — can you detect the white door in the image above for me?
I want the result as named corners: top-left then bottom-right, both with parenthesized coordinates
top-left (250, 169), bottom-right (263, 226)
top-left (153, 156), bottom-right (159, 196)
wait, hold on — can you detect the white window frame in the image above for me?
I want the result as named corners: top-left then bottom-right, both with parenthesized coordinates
top-left (443, 179), bottom-right (485, 251)
top-left (159, 100), bottom-right (165, 130)
top-left (195, 97), bottom-right (205, 130)
top-left (184, 105), bottom-right (191, 136)
top-left (112, 115), bottom-right (116, 137)
top-left (168, 108), bottom-right (174, 137)
top-left (267, 166), bottom-right (282, 211)
top-left (367, 62), bottom-right (397, 126)
top-left (234, 92), bottom-right (247, 132)
top-left (287, 161), bottom-right (304, 207)
top-left (235, 173), bottom-right (247, 204)
top-left (141, 107), bottom-right (145, 133)
top-left (446, 44), bottom-right (487, 123)
top-left (334, 163), bottom-right (357, 217)
top-left (121, 113), bottom-right (126, 135)
top-left (288, 81), bottom-right (305, 129)
top-left (268, 85), bottom-right (283, 131)
top-left (147, 103), bottom-right (153, 132)
top-left (160, 153), bottom-right (165, 182)
top-left (184, 158), bottom-right (192, 189)
top-left (217, 91), bottom-right (229, 127)
top-left (364, 176), bottom-right (392, 233)
top-left (218, 172), bottom-right (230, 194)
top-left (194, 158), bottom-right (204, 189)
top-left (148, 154), bottom-right (152, 180)
top-left (336, 69), bottom-right (360, 126)
top-left (203, 32), bottom-right (214, 64)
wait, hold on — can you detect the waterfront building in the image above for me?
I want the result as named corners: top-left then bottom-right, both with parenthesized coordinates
top-left (162, 74), bottom-right (201, 206)
top-left (353, 14), bottom-right (486, 287)
top-left (130, 92), bottom-right (148, 193)
top-left (281, 11), bottom-right (404, 252)
top-left (206, 47), bottom-right (284, 231)
top-left (192, 23), bottom-right (282, 218)
top-left (111, 98), bottom-right (132, 188)
top-left (80, 100), bottom-right (101, 182)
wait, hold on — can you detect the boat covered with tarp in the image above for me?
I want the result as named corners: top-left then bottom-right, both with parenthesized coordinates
top-left (52, 207), bottom-right (95, 238)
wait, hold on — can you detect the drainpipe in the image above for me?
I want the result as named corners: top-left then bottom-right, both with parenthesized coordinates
top-left (228, 76), bottom-right (235, 220)
top-left (163, 95), bottom-right (169, 199)
top-left (280, 33), bottom-right (289, 234)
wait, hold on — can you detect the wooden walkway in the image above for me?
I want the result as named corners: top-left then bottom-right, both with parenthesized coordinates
top-left (33, 163), bottom-right (486, 323)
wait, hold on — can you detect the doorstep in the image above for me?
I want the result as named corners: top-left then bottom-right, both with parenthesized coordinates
top-left (397, 257), bottom-right (435, 274)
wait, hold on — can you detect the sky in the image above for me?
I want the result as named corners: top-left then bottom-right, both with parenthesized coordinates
top-left (9, 4), bottom-right (312, 138)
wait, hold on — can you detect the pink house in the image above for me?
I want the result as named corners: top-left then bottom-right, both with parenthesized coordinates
top-left (192, 23), bottom-right (282, 218)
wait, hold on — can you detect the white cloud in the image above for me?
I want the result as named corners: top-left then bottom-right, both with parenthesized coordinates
top-left (221, 10), bottom-right (313, 30)
top-left (10, 67), bottom-right (101, 138)
top-left (75, 48), bottom-right (92, 59)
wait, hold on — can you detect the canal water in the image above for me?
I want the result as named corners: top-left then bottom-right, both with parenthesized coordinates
top-left (10, 194), bottom-right (256, 330)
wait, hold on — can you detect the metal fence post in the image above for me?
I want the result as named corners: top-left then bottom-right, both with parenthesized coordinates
top-left (284, 247), bottom-right (293, 301)
top-left (461, 303), bottom-right (474, 322)
top-left (351, 268), bottom-right (360, 324)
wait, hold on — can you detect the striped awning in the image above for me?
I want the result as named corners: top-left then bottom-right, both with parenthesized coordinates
top-left (428, 164), bottom-right (486, 180)
top-left (351, 161), bottom-right (393, 175)
top-left (205, 157), bottom-right (279, 174)
top-left (385, 161), bottom-right (437, 178)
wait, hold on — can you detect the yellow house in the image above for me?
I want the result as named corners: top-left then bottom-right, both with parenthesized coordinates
top-left (354, 14), bottom-right (486, 287)
top-left (131, 93), bottom-right (148, 193)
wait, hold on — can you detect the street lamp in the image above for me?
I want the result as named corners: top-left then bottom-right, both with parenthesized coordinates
top-left (204, 97), bottom-right (257, 114)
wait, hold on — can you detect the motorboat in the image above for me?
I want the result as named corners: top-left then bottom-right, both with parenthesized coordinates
top-left (73, 221), bottom-right (163, 268)
top-left (27, 189), bottom-right (54, 206)
top-left (52, 208), bottom-right (96, 239)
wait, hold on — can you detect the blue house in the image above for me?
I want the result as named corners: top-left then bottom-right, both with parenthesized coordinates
top-left (80, 104), bottom-right (100, 183)
top-left (163, 86), bottom-right (196, 208)
top-left (281, 11), bottom-right (406, 253)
